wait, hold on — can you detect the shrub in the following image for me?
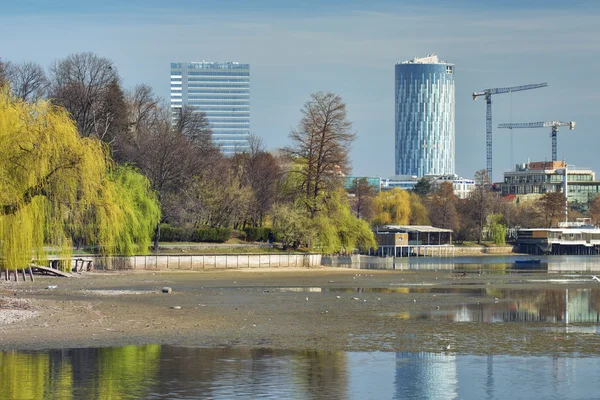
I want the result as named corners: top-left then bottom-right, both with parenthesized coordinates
top-left (159, 224), bottom-right (193, 242)
top-left (191, 227), bottom-right (231, 243)
top-left (244, 227), bottom-right (273, 242)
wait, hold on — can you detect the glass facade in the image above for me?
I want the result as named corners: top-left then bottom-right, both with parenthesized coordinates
top-left (395, 56), bottom-right (455, 177)
top-left (170, 61), bottom-right (250, 154)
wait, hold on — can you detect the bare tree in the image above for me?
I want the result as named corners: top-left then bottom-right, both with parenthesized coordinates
top-left (49, 52), bottom-right (122, 139)
top-left (348, 178), bottom-right (376, 221)
top-left (284, 92), bottom-right (356, 217)
top-left (231, 136), bottom-right (282, 226)
top-left (536, 192), bottom-right (565, 228)
top-left (0, 58), bottom-right (10, 87)
top-left (6, 61), bottom-right (49, 102)
top-left (427, 181), bottom-right (459, 232)
top-left (174, 105), bottom-right (212, 147)
top-left (470, 169), bottom-right (492, 243)
top-left (126, 84), bottom-right (162, 134)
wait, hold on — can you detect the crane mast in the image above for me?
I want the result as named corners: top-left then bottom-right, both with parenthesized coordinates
top-left (498, 121), bottom-right (575, 162)
top-left (472, 82), bottom-right (548, 180)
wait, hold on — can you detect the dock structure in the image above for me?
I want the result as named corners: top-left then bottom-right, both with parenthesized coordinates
top-left (0, 257), bottom-right (93, 281)
top-left (517, 227), bottom-right (600, 255)
top-left (374, 225), bottom-right (454, 258)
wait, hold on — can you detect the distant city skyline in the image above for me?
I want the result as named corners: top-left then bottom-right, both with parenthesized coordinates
top-left (1, 1), bottom-right (599, 182)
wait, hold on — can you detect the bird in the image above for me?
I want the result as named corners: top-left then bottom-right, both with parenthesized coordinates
top-left (592, 276), bottom-right (600, 283)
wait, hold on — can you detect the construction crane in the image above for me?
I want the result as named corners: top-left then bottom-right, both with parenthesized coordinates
top-left (472, 82), bottom-right (548, 180)
top-left (497, 120), bottom-right (575, 162)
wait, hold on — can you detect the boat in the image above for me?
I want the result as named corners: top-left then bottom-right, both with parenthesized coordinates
top-left (514, 259), bottom-right (542, 264)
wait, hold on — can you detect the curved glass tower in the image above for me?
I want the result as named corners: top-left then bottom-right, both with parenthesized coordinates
top-left (395, 55), bottom-right (455, 177)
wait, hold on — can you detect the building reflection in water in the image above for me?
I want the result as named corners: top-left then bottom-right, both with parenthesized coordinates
top-left (448, 289), bottom-right (600, 324)
top-left (2, 346), bottom-right (600, 398)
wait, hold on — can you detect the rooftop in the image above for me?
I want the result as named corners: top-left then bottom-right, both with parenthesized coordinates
top-left (171, 61), bottom-right (249, 70)
top-left (377, 225), bottom-right (453, 233)
top-left (400, 54), bottom-right (452, 65)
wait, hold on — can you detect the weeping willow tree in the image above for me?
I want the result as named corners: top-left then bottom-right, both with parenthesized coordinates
top-left (0, 89), bottom-right (160, 271)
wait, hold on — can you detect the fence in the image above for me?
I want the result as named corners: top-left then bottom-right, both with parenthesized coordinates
top-left (92, 253), bottom-right (322, 270)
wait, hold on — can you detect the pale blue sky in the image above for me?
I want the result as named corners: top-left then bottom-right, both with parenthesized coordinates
top-left (2, 1), bottom-right (599, 181)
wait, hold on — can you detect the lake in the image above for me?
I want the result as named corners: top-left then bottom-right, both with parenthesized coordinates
top-left (1, 346), bottom-right (600, 399)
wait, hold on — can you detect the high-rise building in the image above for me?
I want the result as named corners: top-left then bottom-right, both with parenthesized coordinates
top-left (170, 61), bottom-right (250, 154)
top-left (395, 54), bottom-right (455, 177)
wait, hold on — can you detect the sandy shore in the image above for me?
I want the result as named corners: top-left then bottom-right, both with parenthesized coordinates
top-left (1, 267), bottom-right (599, 355)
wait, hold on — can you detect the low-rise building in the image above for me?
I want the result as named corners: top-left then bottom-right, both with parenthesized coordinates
top-left (381, 174), bottom-right (475, 199)
top-left (375, 225), bottom-right (453, 257)
top-left (501, 161), bottom-right (600, 208)
top-left (344, 177), bottom-right (382, 192)
top-left (517, 226), bottom-right (600, 255)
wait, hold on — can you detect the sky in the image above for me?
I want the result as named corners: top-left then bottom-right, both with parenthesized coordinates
top-left (2, 0), bottom-right (599, 182)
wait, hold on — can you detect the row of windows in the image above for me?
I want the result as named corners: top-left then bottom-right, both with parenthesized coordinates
top-left (188, 71), bottom-right (249, 76)
top-left (187, 90), bottom-right (249, 94)
top-left (186, 84), bottom-right (249, 89)
top-left (205, 118), bottom-right (250, 123)
top-left (188, 77), bottom-right (249, 83)
top-left (210, 129), bottom-right (250, 135)
top-left (188, 95), bottom-right (249, 100)
top-left (211, 125), bottom-right (250, 129)
top-left (171, 108), bottom-right (250, 117)
top-left (188, 101), bottom-right (249, 106)
top-left (505, 174), bottom-right (595, 184)
top-left (171, 63), bottom-right (249, 70)
top-left (212, 136), bottom-right (249, 141)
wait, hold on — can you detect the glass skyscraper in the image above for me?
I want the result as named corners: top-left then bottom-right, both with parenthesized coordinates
top-left (395, 54), bottom-right (455, 177)
top-left (170, 61), bottom-right (250, 154)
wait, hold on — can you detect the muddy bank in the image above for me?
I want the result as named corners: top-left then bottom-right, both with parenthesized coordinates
top-left (1, 267), bottom-right (599, 355)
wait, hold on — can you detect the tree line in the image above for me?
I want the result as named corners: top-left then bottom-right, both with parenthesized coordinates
top-left (350, 168), bottom-right (600, 245)
top-left (0, 53), bottom-right (376, 268)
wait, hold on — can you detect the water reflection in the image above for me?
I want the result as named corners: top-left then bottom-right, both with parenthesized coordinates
top-left (395, 288), bottom-right (600, 324)
top-left (1, 347), bottom-right (600, 399)
top-left (359, 255), bottom-right (600, 273)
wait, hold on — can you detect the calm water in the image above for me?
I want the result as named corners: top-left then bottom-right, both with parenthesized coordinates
top-left (360, 254), bottom-right (600, 273)
top-left (1, 346), bottom-right (600, 399)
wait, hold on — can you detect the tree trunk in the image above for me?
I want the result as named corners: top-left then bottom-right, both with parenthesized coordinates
top-left (153, 223), bottom-right (160, 252)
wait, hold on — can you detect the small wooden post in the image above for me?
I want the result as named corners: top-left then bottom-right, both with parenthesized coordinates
top-left (21, 269), bottom-right (26, 281)
top-left (28, 266), bottom-right (34, 281)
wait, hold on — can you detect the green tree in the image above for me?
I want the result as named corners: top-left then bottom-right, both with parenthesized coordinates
top-left (488, 213), bottom-right (507, 245)
top-left (372, 188), bottom-right (411, 226)
top-left (271, 203), bottom-right (315, 249)
top-left (409, 192), bottom-right (430, 225)
top-left (0, 90), bottom-right (160, 270)
top-left (412, 177), bottom-right (432, 197)
top-left (312, 189), bottom-right (376, 254)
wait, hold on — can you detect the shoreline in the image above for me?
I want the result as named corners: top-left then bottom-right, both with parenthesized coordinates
top-left (1, 267), bottom-right (599, 355)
